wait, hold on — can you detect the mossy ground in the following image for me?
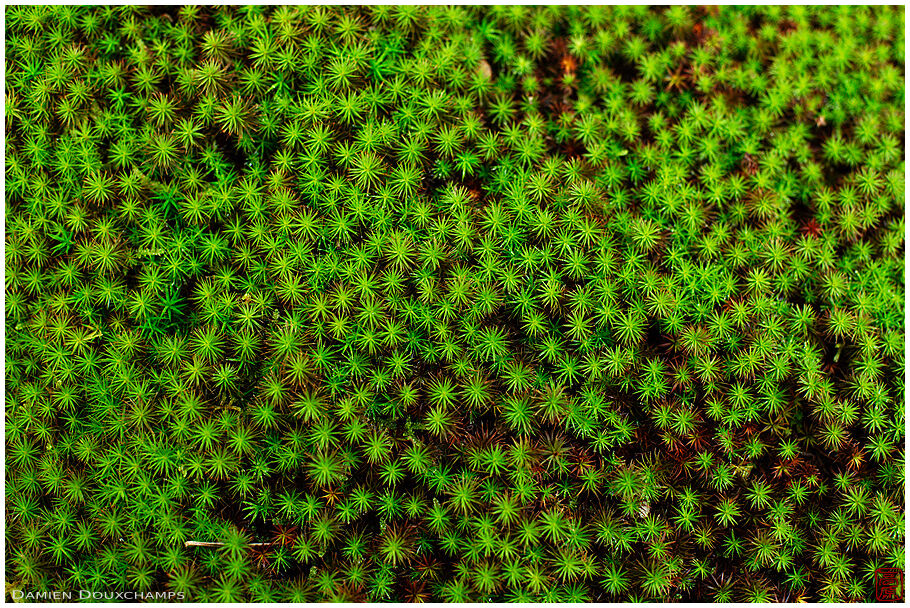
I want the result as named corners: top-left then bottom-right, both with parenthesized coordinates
top-left (4, 5), bottom-right (905, 603)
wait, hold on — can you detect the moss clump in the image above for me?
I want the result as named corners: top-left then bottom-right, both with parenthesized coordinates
top-left (5, 5), bottom-right (904, 603)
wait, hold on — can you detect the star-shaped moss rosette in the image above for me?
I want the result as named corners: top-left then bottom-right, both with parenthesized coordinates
top-left (5, 5), bottom-right (904, 603)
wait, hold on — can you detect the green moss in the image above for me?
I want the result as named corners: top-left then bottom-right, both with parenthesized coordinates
top-left (4, 5), bottom-right (905, 603)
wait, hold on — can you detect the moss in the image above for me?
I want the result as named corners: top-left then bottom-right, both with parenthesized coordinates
top-left (4, 5), bottom-right (905, 603)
